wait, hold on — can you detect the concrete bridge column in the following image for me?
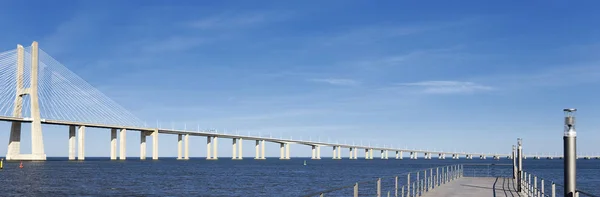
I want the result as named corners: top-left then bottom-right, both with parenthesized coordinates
top-left (177, 134), bottom-right (182, 160)
top-left (237, 138), bottom-right (243, 160)
top-left (369, 149), bottom-right (374, 159)
top-left (311, 145), bottom-right (317, 159)
top-left (119, 129), bottom-right (126, 160)
top-left (364, 149), bottom-right (369, 159)
top-left (255, 140), bottom-right (260, 160)
top-left (332, 146), bottom-right (337, 159)
top-left (260, 140), bottom-right (266, 159)
top-left (213, 136), bottom-right (219, 160)
top-left (152, 129), bottom-right (158, 160)
top-left (140, 131), bottom-right (146, 160)
top-left (68, 126), bottom-right (76, 160)
top-left (207, 137), bottom-right (213, 160)
top-left (285, 143), bottom-right (290, 159)
top-left (349, 147), bottom-right (354, 159)
top-left (77, 126), bottom-right (86, 160)
top-left (279, 143), bottom-right (285, 159)
top-left (424, 153), bottom-right (429, 160)
top-left (399, 151), bottom-right (403, 160)
top-left (410, 152), bottom-right (414, 160)
top-left (184, 134), bottom-right (189, 160)
top-left (232, 138), bottom-right (238, 160)
top-left (337, 146), bottom-right (341, 159)
top-left (110, 129), bottom-right (117, 160)
top-left (353, 147), bottom-right (357, 159)
top-left (316, 145), bottom-right (321, 159)
top-left (385, 150), bottom-right (389, 159)
top-left (395, 151), bottom-right (399, 159)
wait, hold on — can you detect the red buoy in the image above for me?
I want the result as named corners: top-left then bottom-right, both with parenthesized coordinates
top-left (19, 161), bottom-right (23, 169)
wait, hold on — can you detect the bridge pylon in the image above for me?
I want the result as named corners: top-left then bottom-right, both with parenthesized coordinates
top-left (6, 41), bottom-right (46, 161)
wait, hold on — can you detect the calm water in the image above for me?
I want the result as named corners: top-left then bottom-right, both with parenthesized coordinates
top-left (0, 157), bottom-right (598, 196)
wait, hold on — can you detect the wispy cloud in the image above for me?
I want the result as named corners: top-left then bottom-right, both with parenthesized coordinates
top-left (309, 78), bottom-right (361, 86)
top-left (321, 18), bottom-right (476, 46)
top-left (396, 81), bottom-right (493, 94)
top-left (186, 11), bottom-right (291, 30)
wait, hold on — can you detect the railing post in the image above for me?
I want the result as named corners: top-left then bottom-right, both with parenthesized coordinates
top-left (563, 108), bottom-right (577, 197)
top-left (534, 176), bottom-right (537, 197)
top-left (541, 179), bottom-right (544, 197)
top-left (436, 167), bottom-right (439, 187)
top-left (402, 185), bottom-right (405, 197)
top-left (551, 182), bottom-right (555, 197)
top-left (517, 138), bottom-right (523, 192)
top-left (377, 178), bottom-right (382, 197)
top-left (407, 173), bottom-right (411, 197)
top-left (528, 174), bottom-right (532, 197)
top-left (416, 172), bottom-right (420, 196)
top-left (354, 182), bottom-right (358, 197)
top-left (424, 170), bottom-right (427, 192)
top-left (395, 176), bottom-right (398, 197)
top-left (430, 168), bottom-right (433, 190)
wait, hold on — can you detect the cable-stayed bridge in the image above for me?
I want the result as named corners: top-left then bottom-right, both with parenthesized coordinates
top-left (0, 42), bottom-right (589, 161)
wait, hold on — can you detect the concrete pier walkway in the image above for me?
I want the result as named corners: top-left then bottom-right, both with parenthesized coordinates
top-left (422, 177), bottom-right (522, 197)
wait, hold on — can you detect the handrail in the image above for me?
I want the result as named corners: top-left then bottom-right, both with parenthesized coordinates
top-left (302, 164), bottom-right (462, 197)
top-left (521, 171), bottom-right (599, 197)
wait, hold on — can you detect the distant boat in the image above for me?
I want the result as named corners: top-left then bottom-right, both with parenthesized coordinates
top-left (303, 160), bottom-right (307, 166)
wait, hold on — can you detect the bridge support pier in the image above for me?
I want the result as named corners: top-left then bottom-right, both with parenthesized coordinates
top-left (349, 147), bottom-right (354, 159)
top-left (207, 137), bottom-right (214, 160)
top-left (364, 149), bottom-right (369, 159)
top-left (213, 136), bottom-right (219, 160)
top-left (285, 143), bottom-right (290, 159)
top-left (177, 134), bottom-right (182, 160)
top-left (232, 138), bottom-right (239, 160)
top-left (69, 126), bottom-right (76, 160)
top-left (152, 129), bottom-right (158, 160)
top-left (110, 129), bottom-right (117, 160)
top-left (77, 126), bottom-right (86, 160)
top-left (280, 143), bottom-right (285, 159)
top-left (6, 43), bottom-right (46, 161)
top-left (311, 145), bottom-right (316, 159)
top-left (237, 138), bottom-right (243, 160)
top-left (119, 129), bottom-right (126, 160)
top-left (255, 140), bottom-right (262, 160)
top-left (184, 134), bottom-right (189, 160)
top-left (354, 147), bottom-right (358, 159)
top-left (261, 140), bottom-right (266, 159)
top-left (140, 131), bottom-right (146, 160)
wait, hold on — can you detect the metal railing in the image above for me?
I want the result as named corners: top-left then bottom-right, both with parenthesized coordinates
top-left (461, 163), bottom-right (513, 178)
top-left (302, 164), bottom-right (463, 197)
top-left (520, 171), bottom-right (599, 197)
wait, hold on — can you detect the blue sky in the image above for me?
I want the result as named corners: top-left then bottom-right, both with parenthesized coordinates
top-left (1, 1), bottom-right (599, 158)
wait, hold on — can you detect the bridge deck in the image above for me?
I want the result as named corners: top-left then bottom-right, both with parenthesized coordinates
top-left (423, 177), bottom-right (521, 197)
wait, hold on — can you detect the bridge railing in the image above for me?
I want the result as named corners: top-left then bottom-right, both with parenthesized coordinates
top-left (461, 163), bottom-right (513, 178)
top-left (521, 171), bottom-right (599, 197)
top-left (302, 164), bottom-right (463, 197)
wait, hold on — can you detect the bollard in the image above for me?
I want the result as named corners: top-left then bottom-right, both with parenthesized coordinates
top-left (395, 176), bottom-right (398, 197)
top-left (563, 109), bottom-right (577, 197)
top-left (377, 178), bottom-right (382, 197)
top-left (354, 182), bottom-right (358, 197)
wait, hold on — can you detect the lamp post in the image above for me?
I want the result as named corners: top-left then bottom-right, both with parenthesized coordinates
top-left (563, 108), bottom-right (577, 197)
